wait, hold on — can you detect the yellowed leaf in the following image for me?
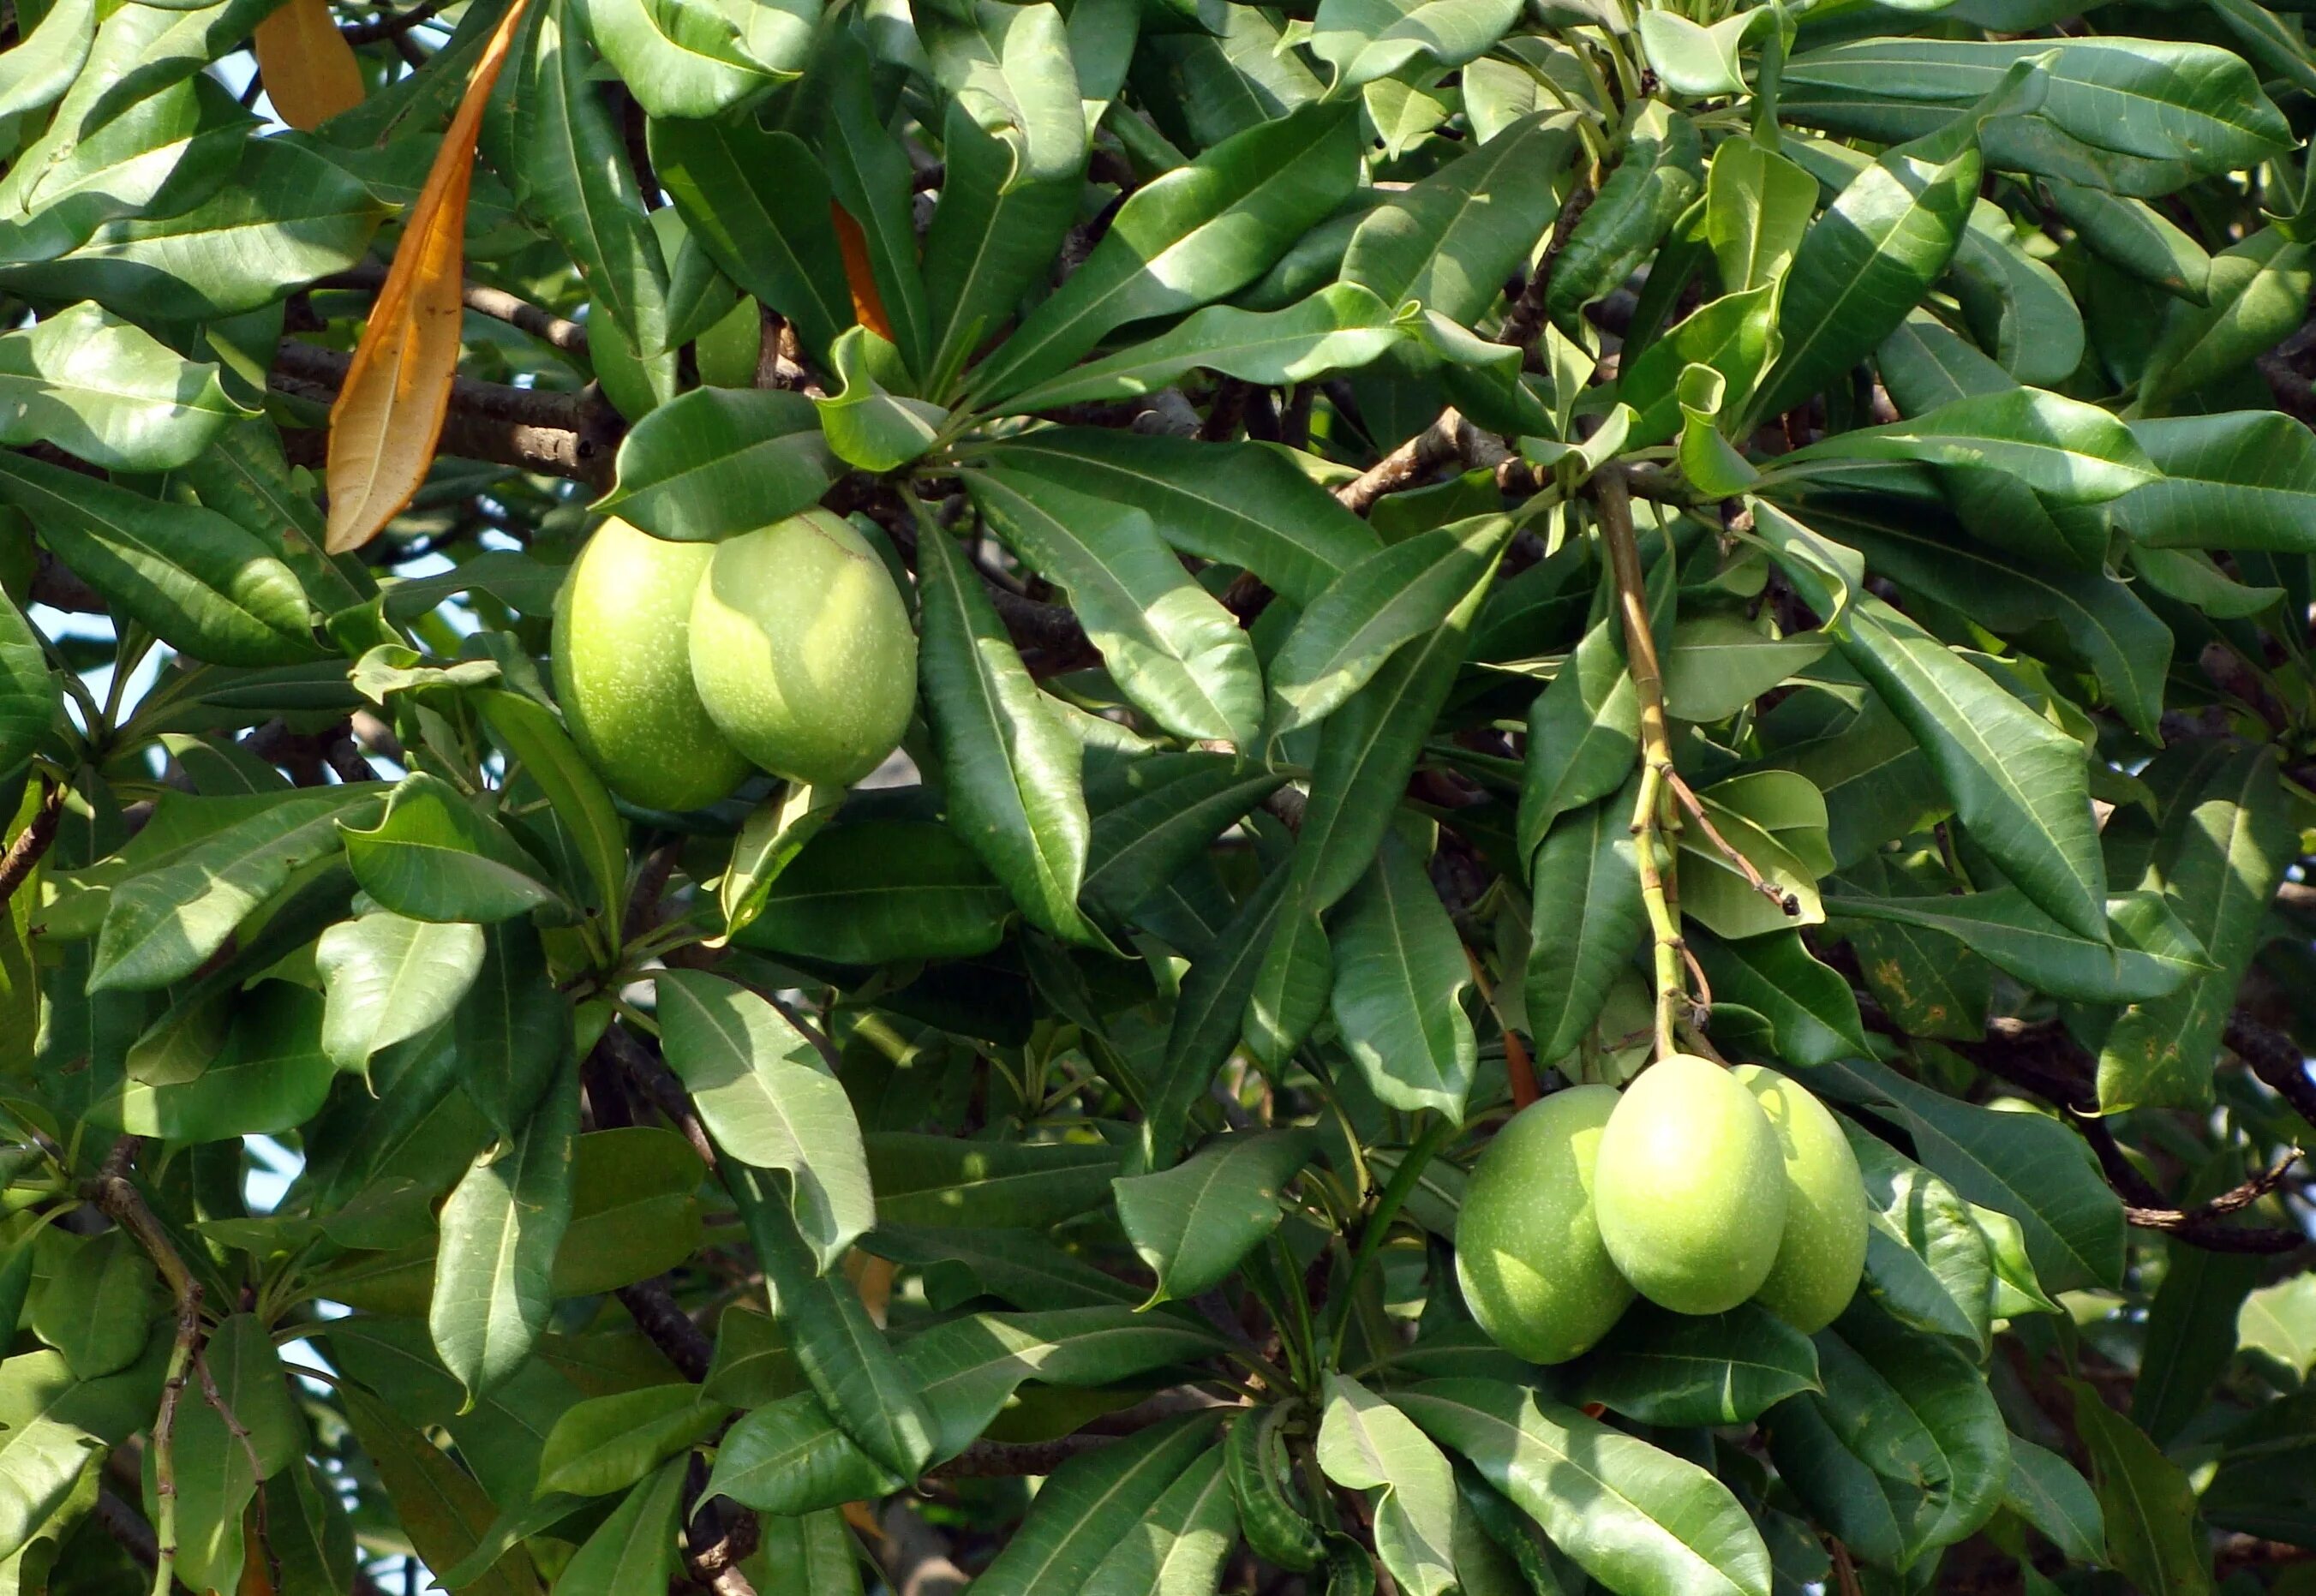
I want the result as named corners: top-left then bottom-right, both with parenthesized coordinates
top-left (253, 0), bottom-right (366, 133)
top-left (324, 0), bottom-right (534, 554)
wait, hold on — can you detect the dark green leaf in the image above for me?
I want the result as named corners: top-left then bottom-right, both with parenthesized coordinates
top-left (593, 387), bottom-right (837, 542)
top-left (1574, 1301), bottom-right (1822, 1426)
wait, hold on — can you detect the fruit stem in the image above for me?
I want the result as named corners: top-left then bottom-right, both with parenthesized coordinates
top-left (1594, 467), bottom-right (1691, 1063)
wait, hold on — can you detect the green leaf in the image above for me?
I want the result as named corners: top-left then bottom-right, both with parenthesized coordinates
top-left (1523, 778), bottom-right (1645, 1064)
top-left (1320, 1373), bottom-right (1458, 1596)
top-left (2133, 1240), bottom-right (2264, 1447)
top-left (1755, 504), bottom-right (2107, 941)
top-left (341, 773), bottom-right (559, 925)
top-left (1620, 284), bottom-right (1781, 451)
top-left (578, 0), bottom-right (787, 120)
top-left (2095, 744), bottom-right (2290, 1111)
top-left (966, 467), bottom-right (1263, 745)
top-left (922, 0), bottom-right (1086, 190)
top-left (733, 1164), bottom-right (937, 1478)
top-left (2138, 227), bottom-right (2313, 412)
top-left (339, 1381), bottom-right (539, 1596)
top-left (1085, 754), bottom-right (1288, 923)
top-left (1774, 387), bottom-right (2158, 505)
top-left (1395, 1378), bottom-right (1772, 1596)
top-left (2113, 409), bottom-right (2316, 553)
top-left (1706, 138), bottom-right (1818, 297)
top-left (0, 595), bottom-right (55, 782)
top-left (1331, 832), bottom-right (1475, 1121)
top-left (973, 427), bottom-right (1379, 608)
top-left (0, 449), bottom-right (313, 666)
top-left (1309, 0), bottom-right (1518, 88)
top-left (1081, 1442), bottom-right (1240, 1596)
top-left (2069, 1380), bottom-right (2211, 1596)
top-left (0, 0), bottom-right (95, 123)
top-left (555, 1456), bottom-right (692, 1596)
top-left (518, 0), bottom-right (672, 362)
top-left (1519, 603), bottom-right (1637, 864)
top-left (968, 102), bottom-right (1361, 402)
top-left (1547, 101), bottom-right (1703, 330)
top-left (474, 689), bottom-right (628, 943)
top-left (33, 1231), bottom-right (157, 1380)
top-left (732, 819), bottom-right (1015, 964)
top-left (816, 325), bottom-right (947, 470)
top-left (1113, 1128), bottom-right (1318, 1302)
top-left (1822, 888), bottom-right (2201, 1003)
top-left (2044, 179), bottom-right (2209, 302)
top-left (649, 114), bottom-right (853, 362)
top-left (537, 1385), bottom-right (727, 1496)
top-left (314, 907), bottom-right (482, 1070)
top-left (0, 132), bottom-right (380, 320)
top-left (1842, 1122), bottom-right (1992, 1352)
top-left (105, 980), bottom-right (340, 1140)
top-left (657, 969), bottom-right (873, 1268)
top-left (452, 920), bottom-right (573, 1140)
top-left (1342, 110), bottom-right (1577, 325)
top-left (143, 1312), bottom-right (302, 1591)
top-left (914, 517), bottom-right (1097, 943)
top-left (972, 1416), bottom-right (1224, 1596)
top-left (864, 1225), bottom-right (1141, 1310)
top-left (2004, 1438), bottom-right (2104, 1566)
top-left (0, 300), bottom-right (249, 471)
top-left (715, 780), bottom-right (843, 944)
top-left (430, 1063), bottom-right (578, 1406)
top-left (1268, 513), bottom-right (1512, 736)
top-left (1637, 6), bottom-right (1768, 96)
top-left (1248, 569), bottom-right (1487, 1063)
top-left (593, 386), bottom-right (837, 542)
top-left (1662, 614), bottom-right (1832, 724)
top-left (1574, 1301), bottom-right (1823, 1426)
top-left (753, 1509), bottom-right (866, 1595)
top-left (1780, 38), bottom-right (2289, 186)
top-left (91, 786), bottom-right (381, 992)
top-left (1822, 1055), bottom-right (2124, 1293)
top-left (821, 32), bottom-right (932, 376)
top-left (1756, 128), bottom-right (1981, 420)
top-left (1006, 281), bottom-right (1403, 413)
top-left (1151, 861), bottom-right (1291, 1157)
top-left (920, 99), bottom-right (1084, 400)
top-left (867, 1132), bottom-right (1121, 1229)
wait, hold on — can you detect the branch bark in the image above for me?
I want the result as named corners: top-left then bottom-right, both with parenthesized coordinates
top-left (317, 264), bottom-right (589, 356)
top-left (0, 776), bottom-right (64, 913)
top-left (1334, 408), bottom-right (1512, 516)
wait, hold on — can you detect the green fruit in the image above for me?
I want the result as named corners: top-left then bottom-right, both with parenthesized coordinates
top-left (1594, 1053), bottom-right (1788, 1314)
top-left (1455, 1085), bottom-right (1634, 1363)
top-left (1734, 1063), bottom-right (1870, 1333)
top-left (688, 510), bottom-right (919, 787)
top-left (552, 517), bottom-right (751, 813)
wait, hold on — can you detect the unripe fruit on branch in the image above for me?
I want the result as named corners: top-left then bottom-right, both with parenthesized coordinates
top-left (1594, 1053), bottom-right (1788, 1315)
top-left (689, 510), bottom-right (919, 788)
top-left (1455, 1085), bottom-right (1633, 1363)
top-left (1734, 1064), bottom-right (1869, 1333)
top-left (552, 517), bottom-right (751, 814)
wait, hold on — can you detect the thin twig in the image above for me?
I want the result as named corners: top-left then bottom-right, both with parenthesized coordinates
top-left (1595, 469), bottom-right (1691, 1058)
top-left (1667, 770), bottom-right (1798, 915)
top-left (0, 776), bottom-right (63, 912)
top-left (317, 264), bottom-right (589, 356)
top-left (340, 0), bottom-right (443, 44)
top-left (1334, 409), bottom-right (1511, 515)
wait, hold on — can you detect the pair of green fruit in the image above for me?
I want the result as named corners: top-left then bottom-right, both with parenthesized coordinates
top-left (551, 513), bottom-right (919, 813)
top-left (1457, 1055), bottom-right (1869, 1363)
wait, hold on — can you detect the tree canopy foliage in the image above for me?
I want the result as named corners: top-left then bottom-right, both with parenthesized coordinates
top-left (0, 0), bottom-right (2313, 1587)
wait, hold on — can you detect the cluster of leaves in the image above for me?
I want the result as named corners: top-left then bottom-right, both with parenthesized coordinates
top-left (0, 0), bottom-right (2314, 1586)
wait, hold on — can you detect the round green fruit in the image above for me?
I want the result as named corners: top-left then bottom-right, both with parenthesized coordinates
top-left (688, 509), bottom-right (919, 787)
top-left (1734, 1063), bottom-right (1869, 1333)
top-left (1594, 1053), bottom-right (1789, 1315)
top-left (1455, 1085), bottom-right (1634, 1363)
top-left (552, 517), bottom-right (751, 813)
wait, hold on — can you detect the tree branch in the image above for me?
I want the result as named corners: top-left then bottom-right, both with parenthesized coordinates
top-left (270, 340), bottom-right (621, 487)
top-left (2226, 1008), bottom-right (2316, 1130)
top-left (0, 776), bottom-right (64, 913)
top-left (316, 264), bottom-right (589, 356)
top-left (1334, 408), bottom-right (1511, 516)
top-left (339, 0), bottom-right (443, 43)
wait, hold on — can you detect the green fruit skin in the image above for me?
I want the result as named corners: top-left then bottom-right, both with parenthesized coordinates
top-left (1594, 1053), bottom-right (1789, 1315)
top-left (1734, 1063), bottom-right (1870, 1333)
top-left (552, 517), bottom-right (752, 813)
top-left (1455, 1085), bottom-right (1634, 1363)
top-left (688, 510), bottom-right (919, 787)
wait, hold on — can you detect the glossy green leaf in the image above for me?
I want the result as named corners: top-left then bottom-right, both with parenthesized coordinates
top-left (1576, 1301), bottom-right (1823, 1426)
top-left (2046, 180), bottom-right (2209, 302)
top-left (0, 450), bottom-right (313, 667)
top-left (1309, 0), bottom-right (1518, 87)
top-left (594, 386), bottom-right (836, 542)
top-left (0, 595), bottom-right (57, 782)
top-left (1843, 1122), bottom-right (1992, 1352)
top-left (0, 0), bottom-right (95, 122)
top-left (968, 102), bottom-right (1361, 402)
top-left (1081, 1442), bottom-right (1240, 1596)
top-left (1320, 1373), bottom-right (1458, 1596)
top-left (921, 99), bottom-right (1084, 399)
top-left (1331, 831), bottom-right (1475, 1121)
top-left (1113, 1127), bottom-right (1318, 1301)
top-left (0, 300), bottom-right (249, 471)
top-left (973, 1416), bottom-right (1224, 1596)
top-left (554, 1456), bottom-right (691, 1596)
top-left (1822, 888), bottom-right (2202, 1003)
top-left (1523, 778), bottom-right (1644, 1065)
top-left (474, 689), bottom-right (628, 941)
top-left (1396, 1378), bottom-right (1773, 1596)
top-left (1775, 387), bottom-right (2157, 505)
top-left (972, 427), bottom-right (1379, 607)
top-left (578, 0), bottom-right (787, 119)
top-left (2139, 228), bottom-right (2313, 412)
top-left (816, 324), bottom-right (947, 469)
top-left (1085, 754), bottom-right (1288, 922)
top-left (452, 920), bottom-right (573, 1140)
top-left (537, 1385), bottom-right (727, 1496)
top-left (922, 0), bottom-right (1085, 190)
top-left (657, 968), bottom-right (873, 1268)
top-left (966, 467), bottom-right (1262, 745)
top-left (430, 1064), bottom-right (578, 1405)
top-left (733, 819), bottom-right (1015, 964)
top-left (341, 772), bottom-right (559, 924)
top-left (821, 31), bottom-right (932, 374)
top-left (914, 516), bottom-right (1097, 943)
top-left (2113, 409), bottom-right (2316, 553)
top-left (106, 979), bottom-right (339, 1139)
top-left (1152, 861), bottom-right (1291, 1157)
top-left (2069, 1380), bottom-right (2211, 1596)
top-left (339, 1382), bottom-right (539, 1596)
top-left (33, 1231), bottom-right (157, 1380)
top-left (1547, 101), bottom-right (1703, 330)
